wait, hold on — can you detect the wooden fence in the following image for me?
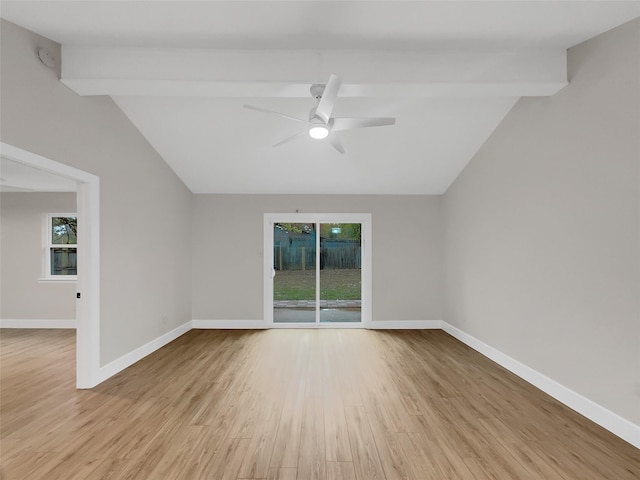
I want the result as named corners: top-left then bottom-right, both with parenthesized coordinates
top-left (274, 241), bottom-right (361, 271)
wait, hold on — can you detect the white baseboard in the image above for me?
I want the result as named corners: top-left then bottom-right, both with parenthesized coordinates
top-left (0, 318), bottom-right (76, 329)
top-left (369, 320), bottom-right (442, 329)
top-left (191, 319), bottom-right (443, 330)
top-left (97, 321), bottom-right (191, 384)
top-left (441, 321), bottom-right (640, 449)
top-left (192, 319), bottom-right (268, 329)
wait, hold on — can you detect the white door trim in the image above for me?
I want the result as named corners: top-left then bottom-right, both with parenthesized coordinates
top-left (0, 143), bottom-right (101, 388)
top-left (264, 213), bottom-right (372, 328)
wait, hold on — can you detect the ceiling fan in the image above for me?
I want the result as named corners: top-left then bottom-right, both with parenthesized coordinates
top-left (243, 74), bottom-right (396, 154)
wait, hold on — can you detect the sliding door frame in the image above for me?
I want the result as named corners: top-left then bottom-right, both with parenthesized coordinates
top-left (264, 213), bottom-right (372, 328)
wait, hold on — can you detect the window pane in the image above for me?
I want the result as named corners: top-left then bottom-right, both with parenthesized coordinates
top-left (51, 248), bottom-right (77, 275)
top-left (319, 223), bottom-right (361, 323)
top-left (51, 217), bottom-right (77, 245)
top-left (273, 222), bottom-right (316, 323)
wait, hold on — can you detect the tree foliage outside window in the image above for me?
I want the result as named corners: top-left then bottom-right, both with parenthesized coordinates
top-left (275, 222), bottom-right (360, 240)
top-left (320, 223), bottom-right (361, 241)
top-left (52, 216), bottom-right (77, 244)
top-left (275, 223), bottom-right (314, 234)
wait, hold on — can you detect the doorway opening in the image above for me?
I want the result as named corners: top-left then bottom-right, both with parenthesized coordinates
top-left (1, 143), bottom-right (100, 388)
top-left (264, 213), bottom-right (371, 327)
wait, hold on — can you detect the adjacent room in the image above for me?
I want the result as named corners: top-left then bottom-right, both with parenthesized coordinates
top-left (1, 2), bottom-right (639, 479)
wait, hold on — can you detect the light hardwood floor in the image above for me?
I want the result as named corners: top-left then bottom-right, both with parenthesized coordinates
top-left (1, 328), bottom-right (638, 479)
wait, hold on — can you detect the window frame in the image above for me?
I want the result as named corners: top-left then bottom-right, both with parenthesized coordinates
top-left (41, 212), bottom-right (78, 282)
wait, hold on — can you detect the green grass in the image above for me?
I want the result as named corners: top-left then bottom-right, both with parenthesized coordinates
top-left (319, 288), bottom-right (361, 301)
top-left (273, 269), bottom-right (361, 301)
top-left (273, 287), bottom-right (315, 301)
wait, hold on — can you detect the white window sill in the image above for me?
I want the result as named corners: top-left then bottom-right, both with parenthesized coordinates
top-left (38, 277), bottom-right (77, 283)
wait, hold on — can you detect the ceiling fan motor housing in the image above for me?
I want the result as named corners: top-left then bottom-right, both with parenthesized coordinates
top-left (310, 83), bottom-right (326, 100)
top-left (309, 84), bottom-right (328, 123)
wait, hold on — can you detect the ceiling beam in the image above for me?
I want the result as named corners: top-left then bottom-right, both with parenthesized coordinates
top-left (61, 47), bottom-right (567, 97)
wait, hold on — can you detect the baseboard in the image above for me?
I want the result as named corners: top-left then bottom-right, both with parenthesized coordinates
top-left (441, 321), bottom-right (640, 449)
top-left (0, 318), bottom-right (76, 329)
top-left (192, 319), bottom-right (268, 329)
top-left (369, 320), bottom-right (443, 329)
top-left (191, 319), bottom-right (442, 330)
top-left (97, 321), bottom-right (191, 384)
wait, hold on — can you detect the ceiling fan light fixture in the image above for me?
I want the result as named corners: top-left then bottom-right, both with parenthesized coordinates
top-left (245, 74), bottom-right (395, 153)
top-left (309, 125), bottom-right (329, 139)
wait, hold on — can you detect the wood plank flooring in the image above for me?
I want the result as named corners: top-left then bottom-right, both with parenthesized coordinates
top-left (1, 328), bottom-right (638, 479)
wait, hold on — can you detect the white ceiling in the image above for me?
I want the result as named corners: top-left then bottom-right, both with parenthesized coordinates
top-left (2, 1), bottom-right (639, 194)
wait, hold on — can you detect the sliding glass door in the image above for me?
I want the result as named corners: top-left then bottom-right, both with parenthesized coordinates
top-left (265, 214), bottom-right (370, 327)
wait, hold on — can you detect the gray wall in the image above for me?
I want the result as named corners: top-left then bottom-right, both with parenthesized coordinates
top-left (442, 19), bottom-right (640, 424)
top-left (192, 194), bottom-right (442, 321)
top-left (1, 20), bottom-right (193, 364)
top-left (0, 193), bottom-right (76, 320)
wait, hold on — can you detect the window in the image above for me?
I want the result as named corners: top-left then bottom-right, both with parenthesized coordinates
top-left (44, 214), bottom-right (77, 280)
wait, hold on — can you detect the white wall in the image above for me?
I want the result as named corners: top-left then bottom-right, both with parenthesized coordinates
top-left (0, 20), bottom-right (193, 364)
top-left (192, 194), bottom-right (442, 322)
top-left (0, 193), bottom-right (76, 321)
top-left (442, 18), bottom-right (640, 425)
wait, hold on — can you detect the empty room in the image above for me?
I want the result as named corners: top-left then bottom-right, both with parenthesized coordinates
top-left (1, 1), bottom-right (639, 479)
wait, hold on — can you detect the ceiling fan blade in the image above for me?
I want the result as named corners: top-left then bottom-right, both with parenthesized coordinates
top-left (273, 130), bottom-right (306, 147)
top-left (328, 133), bottom-right (346, 154)
top-left (330, 117), bottom-right (396, 131)
top-left (243, 104), bottom-right (309, 124)
top-left (315, 74), bottom-right (342, 124)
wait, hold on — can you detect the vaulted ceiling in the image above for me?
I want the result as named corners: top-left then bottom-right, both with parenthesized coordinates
top-left (2, 1), bottom-right (639, 194)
